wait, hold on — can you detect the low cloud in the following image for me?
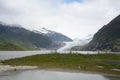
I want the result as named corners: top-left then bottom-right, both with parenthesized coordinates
top-left (0, 0), bottom-right (120, 39)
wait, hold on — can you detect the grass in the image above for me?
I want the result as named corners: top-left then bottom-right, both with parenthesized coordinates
top-left (2, 53), bottom-right (120, 75)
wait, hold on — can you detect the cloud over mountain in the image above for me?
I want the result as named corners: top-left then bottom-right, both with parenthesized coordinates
top-left (0, 0), bottom-right (120, 38)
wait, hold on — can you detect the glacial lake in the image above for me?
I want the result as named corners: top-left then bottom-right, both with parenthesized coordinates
top-left (0, 70), bottom-right (120, 80)
top-left (0, 50), bottom-right (119, 60)
top-left (0, 50), bottom-right (51, 60)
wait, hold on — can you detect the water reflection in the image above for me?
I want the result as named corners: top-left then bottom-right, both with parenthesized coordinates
top-left (0, 70), bottom-right (119, 80)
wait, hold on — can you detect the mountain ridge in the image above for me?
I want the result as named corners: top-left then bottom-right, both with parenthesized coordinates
top-left (83, 15), bottom-right (120, 51)
top-left (33, 27), bottom-right (73, 42)
top-left (0, 22), bottom-right (72, 50)
top-left (0, 23), bottom-right (52, 49)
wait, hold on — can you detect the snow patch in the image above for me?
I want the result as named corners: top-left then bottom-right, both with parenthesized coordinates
top-left (39, 28), bottom-right (49, 34)
top-left (32, 27), bottom-right (52, 34)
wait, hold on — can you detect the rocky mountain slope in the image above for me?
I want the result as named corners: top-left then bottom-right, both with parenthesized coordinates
top-left (84, 15), bottom-right (120, 51)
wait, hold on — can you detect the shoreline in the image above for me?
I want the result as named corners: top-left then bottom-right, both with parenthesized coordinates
top-left (0, 65), bottom-right (120, 77)
top-left (1, 53), bottom-right (120, 77)
top-left (0, 65), bottom-right (38, 73)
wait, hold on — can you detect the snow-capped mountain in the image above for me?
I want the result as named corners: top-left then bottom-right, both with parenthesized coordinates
top-left (33, 28), bottom-right (50, 34)
top-left (33, 27), bottom-right (73, 42)
top-left (58, 34), bottom-right (93, 51)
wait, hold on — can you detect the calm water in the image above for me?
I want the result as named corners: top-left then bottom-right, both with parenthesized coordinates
top-left (0, 50), bottom-right (51, 60)
top-left (0, 70), bottom-right (119, 80)
top-left (0, 50), bottom-right (119, 60)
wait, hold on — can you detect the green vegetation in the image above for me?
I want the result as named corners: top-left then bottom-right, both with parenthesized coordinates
top-left (2, 53), bottom-right (120, 75)
top-left (0, 41), bottom-right (37, 50)
top-left (0, 24), bottom-right (52, 49)
top-left (0, 23), bottom-right (72, 50)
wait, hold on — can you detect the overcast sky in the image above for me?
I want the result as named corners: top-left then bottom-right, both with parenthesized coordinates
top-left (0, 0), bottom-right (120, 39)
